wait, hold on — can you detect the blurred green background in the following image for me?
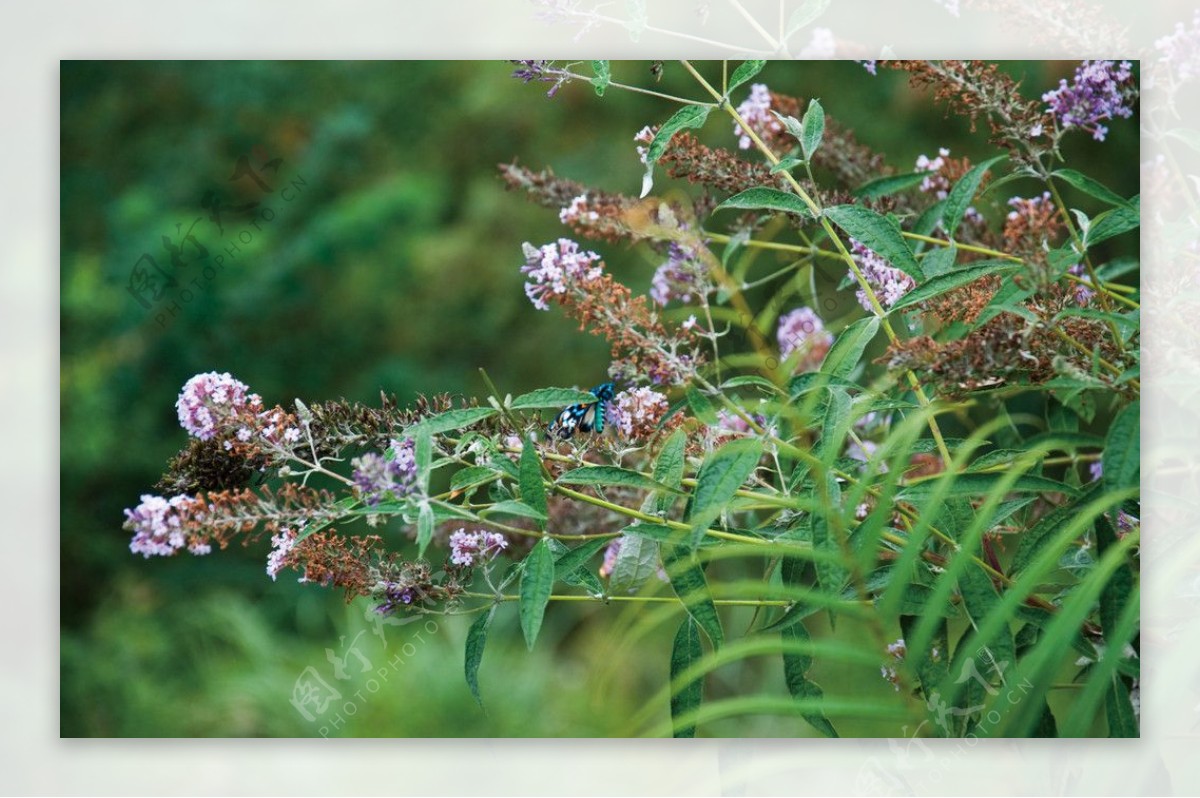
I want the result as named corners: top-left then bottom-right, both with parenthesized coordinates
top-left (60, 60), bottom-right (1137, 737)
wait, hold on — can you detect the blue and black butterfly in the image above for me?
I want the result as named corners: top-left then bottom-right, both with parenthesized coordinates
top-left (549, 382), bottom-right (615, 440)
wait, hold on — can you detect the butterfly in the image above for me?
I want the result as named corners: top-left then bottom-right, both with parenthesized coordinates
top-left (549, 382), bottom-right (615, 440)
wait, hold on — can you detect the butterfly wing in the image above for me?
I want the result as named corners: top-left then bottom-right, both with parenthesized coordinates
top-left (550, 382), bottom-right (615, 440)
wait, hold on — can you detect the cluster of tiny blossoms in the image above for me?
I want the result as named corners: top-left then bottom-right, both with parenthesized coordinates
top-left (608, 386), bottom-right (671, 440)
top-left (1042, 60), bottom-right (1136, 141)
top-left (176, 371), bottom-right (261, 442)
top-left (448, 529), bottom-right (509, 567)
top-left (776, 307), bottom-right (833, 372)
top-left (125, 493), bottom-right (210, 558)
top-left (650, 241), bottom-right (711, 306)
top-left (733, 84), bottom-right (783, 150)
top-left (849, 239), bottom-right (915, 312)
top-left (521, 238), bottom-right (604, 311)
top-left (351, 438), bottom-right (418, 506)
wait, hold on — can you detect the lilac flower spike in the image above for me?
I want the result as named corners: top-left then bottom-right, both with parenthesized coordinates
top-left (1042, 60), bottom-right (1136, 142)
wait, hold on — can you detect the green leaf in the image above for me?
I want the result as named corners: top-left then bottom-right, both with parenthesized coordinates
top-left (1084, 198), bottom-right (1140, 249)
top-left (1053, 168), bottom-right (1132, 208)
top-left (825, 204), bottom-right (923, 281)
top-left (720, 375), bottom-right (783, 394)
top-left (820, 315), bottom-right (880, 379)
top-left (942, 156), bottom-right (1005, 237)
top-left (688, 438), bottom-right (763, 547)
top-left (853, 172), bottom-right (929, 200)
top-left (653, 428), bottom-right (687, 513)
top-left (590, 60), bottom-right (610, 96)
top-left (788, 371), bottom-right (863, 397)
top-left (727, 59), bottom-right (767, 94)
top-left (810, 474), bottom-right (847, 598)
top-left (1105, 672), bottom-right (1138, 737)
top-left (608, 533), bottom-right (660, 595)
top-left (416, 501), bottom-right (434, 557)
top-left (557, 465), bottom-right (681, 494)
top-left (642, 105), bottom-right (712, 198)
top-left (782, 623), bottom-right (839, 737)
top-left (519, 441), bottom-right (548, 519)
top-left (957, 560), bottom-right (1017, 685)
top-left (464, 605), bottom-right (496, 708)
top-left (414, 426), bottom-right (432, 493)
top-left (1010, 484), bottom-right (1098, 576)
top-left (662, 542), bottom-right (724, 648)
top-left (1102, 401), bottom-right (1139, 491)
top-left (770, 156), bottom-right (805, 174)
top-left (800, 99), bottom-right (825, 161)
top-left (450, 465), bottom-right (499, 493)
top-left (913, 199), bottom-right (947, 238)
top-left (715, 187), bottom-right (813, 219)
top-left (620, 522), bottom-right (677, 542)
top-left (509, 387), bottom-right (600, 410)
top-left (919, 243), bottom-right (957, 277)
top-left (481, 499), bottom-right (547, 522)
top-left (785, 0), bottom-right (831, 36)
top-left (897, 473), bottom-right (1077, 503)
top-left (889, 261), bottom-right (1020, 312)
top-left (685, 385), bottom-right (718, 425)
top-left (552, 536), bottom-right (611, 584)
top-left (669, 617), bottom-right (704, 738)
top-left (519, 539), bottom-right (555, 650)
top-left (410, 407), bottom-right (497, 435)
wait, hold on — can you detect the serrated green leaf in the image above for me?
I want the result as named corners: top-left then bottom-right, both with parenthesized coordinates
top-left (653, 429), bottom-right (687, 513)
top-left (897, 473), bottom-right (1077, 503)
top-left (1053, 168), bottom-right (1132, 208)
top-left (825, 204), bottom-right (923, 281)
top-left (590, 59), bottom-right (610, 96)
top-left (685, 385), bottom-right (718, 425)
top-left (715, 187), bottom-right (813, 218)
top-left (669, 617), bottom-right (704, 738)
top-left (410, 407), bottom-right (497, 435)
top-left (519, 539), bottom-right (555, 650)
top-left (509, 387), bottom-right (600, 410)
top-left (450, 465), bottom-right (499, 493)
top-left (720, 375), bottom-right (783, 393)
top-left (1105, 672), bottom-right (1138, 737)
top-left (642, 105), bottom-right (712, 198)
top-left (620, 522), bottom-right (677, 542)
top-left (481, 500), bottom-right (547, 522)
top-left (688, 438), bottom-right (763, 547)
top-left (890, 261), bottom-right (1020, 312)
top-left (662, 542), bottom-right (723, 648)
top-left (785, 0), bottom-right (830, 36)
top-left (519, 441), bottom-right (547, 520)
top-left (782, 623), bottom-right (839, 737)
top-left (800, 98), bottom-right (825, 161)
top-left (1010, 484), bottom-right (1098, 576)
top-left (919, 243), bottom-right (957, 277)
top-left (1084, 198), bottom-right (1140, 249)
top-left (464, 605), bottom-right (496, 708)
top-left (727, 59), bottom-right (767, 94)
top-left (1102, 401), bottom-right (1139, 492)
top-left (820, 315), bottom-right (879, 379)
top-left (788, 371), bottom-right (864, 397)
top-left (552, 536), bottom-right (611, 584)
top-left (417, 501), bottom-right (434, 557)
top-left (557, 465), bottom-right (681, 494)
top-left (942, 156), bottom-right (1005, 237)
top-left (852, 172), bottom-right (929, 200)
top-left (608, 533), bottom-right (660, 595)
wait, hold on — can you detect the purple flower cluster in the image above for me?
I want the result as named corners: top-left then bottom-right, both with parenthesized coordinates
top-left (1068, 263), bottom-right (1095, 306)
top-left (510, 60), bottom-right (569, 98)
top-left (266, 526), bottom-right (298, 580)
top-left (351, 438), bottom-right (418, 506)
top-left (733, 84), bottom-right (783, 150)
top-left (125, 493), bottom-right (208, 558)
top-left (859, 60), bottom-right (878, 76)
top-left (776, 307), bottom-right (833, 361)
top-left (1155, 12), bottom-right (1200, 85)
top-left (448, 529), bottom-right (508, 567)
top-left (520, 238), bottom-right (604, 311)
top-left (375, 582), bottom-right (421, 614)
top-left (176, 371), bottom-right (260, 441)
top-left (609, 386), bottom-right (670, 440)
top-left (849, 239), bottom-right (915, 312)
top-left (559, 193), bottom-right (598, 225)
top-left (650, 242), bottom-right (708, 306)
top-left (1042, 60), bottom-right (1136, 142)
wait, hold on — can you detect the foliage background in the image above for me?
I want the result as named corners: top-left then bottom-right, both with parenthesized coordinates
top-left (60, 60), bottom-right (1138, 737)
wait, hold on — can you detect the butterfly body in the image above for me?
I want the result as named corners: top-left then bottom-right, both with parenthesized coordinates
top-left (550, 382), bottom-right (615, 440)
